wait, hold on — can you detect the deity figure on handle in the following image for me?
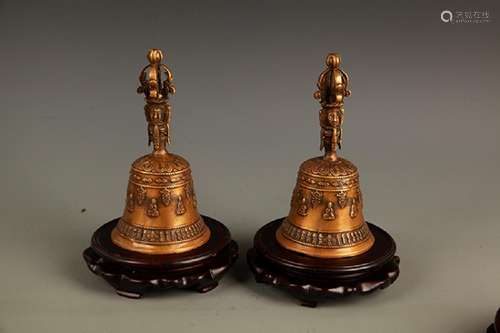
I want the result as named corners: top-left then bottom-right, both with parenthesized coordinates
top-left (137, 49), bottom-right (176, 153)
top-left (314, 53), bottom-right (351, 160)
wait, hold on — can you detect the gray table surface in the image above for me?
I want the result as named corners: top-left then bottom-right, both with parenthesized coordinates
top-left (1, 1), bottom-right (499, 332)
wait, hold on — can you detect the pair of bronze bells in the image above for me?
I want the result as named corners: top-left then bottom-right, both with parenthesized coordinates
top-left (83, 49), bottom-right (399, 306)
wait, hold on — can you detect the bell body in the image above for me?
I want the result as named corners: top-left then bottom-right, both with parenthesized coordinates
top-left (111, 152), bottom-right (210, 254)
top-left (276, 156), bottom-right (374, 258)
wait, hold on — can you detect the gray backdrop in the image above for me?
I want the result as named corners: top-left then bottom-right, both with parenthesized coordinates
top-left (1, 0), bottom-right (499, 332)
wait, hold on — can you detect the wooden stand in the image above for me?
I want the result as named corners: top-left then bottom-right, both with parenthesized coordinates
top-left (83, 216), bottom-right (238, 298)
top-left (487, 309), bottom-right (500, 333)
top-left (247, 218), bottom-right (399, 307)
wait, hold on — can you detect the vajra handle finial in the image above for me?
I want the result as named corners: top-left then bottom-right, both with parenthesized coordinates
top-left (314, 53), bottom-right (351, 161)
top-left (137, 49), bottom-right (176, 100)
top-left (138, 49), bottom-right (176, 154)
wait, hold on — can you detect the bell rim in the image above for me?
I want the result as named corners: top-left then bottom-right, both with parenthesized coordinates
top-left (111, 226), bottom-right (211, 255)
top-left (276, 230), bottom-right (375, 259)
top-left (90, 215), bottom-right (232, 267)
top-left (254, 218), bottom-right (396, 274)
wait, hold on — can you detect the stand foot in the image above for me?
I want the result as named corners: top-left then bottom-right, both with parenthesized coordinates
top-left (247, 218), bottom-right (400, 307)
top-left (83, 216), bottom-right (238, 298)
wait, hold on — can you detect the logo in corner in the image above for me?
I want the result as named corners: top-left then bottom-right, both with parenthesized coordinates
top-left (441, 10), bottom-right (453, 23)
top-left (440, 9), bottom-right (491, 24)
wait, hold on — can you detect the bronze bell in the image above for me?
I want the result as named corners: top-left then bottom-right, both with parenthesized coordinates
top-left (276, 53), bottom-right (375, 258)
top-left (110, 49), bottom-right (210, 254)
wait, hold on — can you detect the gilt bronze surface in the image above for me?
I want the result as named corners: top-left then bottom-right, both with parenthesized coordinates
top-left (110, 49), bottom-right (210, 255)
top-left (276, 53), bottom-right (375, 258)
top-left (83, 49), bottom-right (238, 297)
top-left (248, 52), bottom-right (399, 306)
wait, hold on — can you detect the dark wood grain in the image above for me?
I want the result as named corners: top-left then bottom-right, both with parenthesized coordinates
top-left (247, 218), bottom-right (400, 307)
top-left (83, 216), bottom-right (238, 298)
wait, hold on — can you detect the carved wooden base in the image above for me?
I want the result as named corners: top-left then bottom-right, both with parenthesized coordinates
top-left (487, 309), bottom-right (500, 333)
top-left (247, 218), bottom-right (399, 307)
top-left (83, 216), bottom-right (238, 298)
